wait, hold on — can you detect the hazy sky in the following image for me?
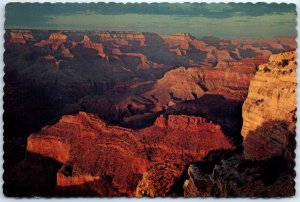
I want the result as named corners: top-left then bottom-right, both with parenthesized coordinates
top-left (5, 3), bottom-right (297, 38)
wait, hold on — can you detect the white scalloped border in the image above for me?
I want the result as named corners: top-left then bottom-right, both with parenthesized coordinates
top-left (0, 0), bottom-right (299, 201)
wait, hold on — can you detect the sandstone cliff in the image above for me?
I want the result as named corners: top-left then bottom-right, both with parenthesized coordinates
top-left (241, 51), bottom-right (296, 160)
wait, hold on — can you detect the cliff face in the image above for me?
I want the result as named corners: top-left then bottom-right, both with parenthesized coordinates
top-left (34, 32), bottom-right (68, 51)
top-left (25, 112), bottom-right (234, 196)
top-left (182, 51), bottom-right (296, 197)
top-left (82, 35), bottom-right (106, 58)
top-left (144, 55), bottom-right (265, 111)
top-left (241, 51), bottom-right (296, 160)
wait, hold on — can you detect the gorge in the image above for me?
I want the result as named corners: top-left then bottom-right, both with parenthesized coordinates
top-left (3, 29), bottom-right (297, 197)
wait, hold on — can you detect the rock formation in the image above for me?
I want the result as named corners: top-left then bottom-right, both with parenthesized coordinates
top-left (135, 163), bottom-right (185, 197)
top-left (98, 31), bottom-right (146, 46)
top-left (161, 33), bottom-right (193, 50)
top-left (7, 29), bottom-right (34, 44)
top-left (182, 51), bottom-right (296, 197)
top-left (25, 112), bottom-right (234, 196)
top-left (143, 55), bottom-right (266, 111)
top-left (241, 51), bottom-right (296, 160)
top-left (82, 35), bottom-right (106, 58)
top-left (183, 151), bottom-right (295, 197)
top-left (34, 32), bottom-right (68, 51)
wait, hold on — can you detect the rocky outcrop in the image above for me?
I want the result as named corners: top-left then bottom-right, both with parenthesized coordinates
top-left (110, 47), bottom-right (163, 69)
top-left (99, 31), bottom-right (146, 40)
top-left (135, 163), bottom-right (185, 197)
top-left (27, 135), bottom-right (70, 163)
top-left (98, 31), bottom-right (146, 46)
top-left (34, 32), bottom-right (68, 51)
top-left (215, 55), bottom-right (267, 71)
top-left (60, 44), bottom-right (74, 58)
top-left (82, 35), bottom-right (106, 58)
top-left (241, 51), bottom-right (296, 160)
top-left (161, 33), bottom-right (193, 49)
top-left (26, 112), bottom-right (234, 196)
top-left (48, 32), bottom-right (68, 42)
top-left (144, 67), bottom-right (206, 110)
top-left (8, 29), bottom-right (34, 44)
top-left (184, 152), bottom-right (295, 197)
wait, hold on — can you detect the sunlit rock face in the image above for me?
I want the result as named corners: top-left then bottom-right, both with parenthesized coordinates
top-left (241, 51), bottom-right (296, 160)
top-left (26, 112), bottom-right (234, 196)
top-left (8, 29), bottom-right (34, 44)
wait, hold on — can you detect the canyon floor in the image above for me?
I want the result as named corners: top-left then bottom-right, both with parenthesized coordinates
top-left (3, 29), bottom-right (297, 197)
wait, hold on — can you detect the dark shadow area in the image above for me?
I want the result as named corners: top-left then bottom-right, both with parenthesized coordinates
top-left (55, 177), bottom-right (121, 197)
top-left (238, 48), bottom-right (260, 58)
top-left (3, 151), bottom-right (123, 197)
top-left (201, 35), bottom-right (221, 48)
top-left (142, 33), bottom-right (189, 67)
top-left (3, 152), bottom-right (63, 197)
top-left (167, 164), bottom-right (190, 197)
top-left (243, 120), bottom-right (296, 168)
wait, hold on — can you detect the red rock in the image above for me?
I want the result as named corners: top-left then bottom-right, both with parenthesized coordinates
top-left (82, 35), bottom-right (106, 58)
top-left (8, 29), bottom-right (34, 44)
top-left (135, 163), bottom-right (185, 197)
top-left (154, 115), bottom-right (167, 128)
top-left (161, 33), bottom-right (193, 49)
top-left (143, 56), bottom-right (265, 110)
top-left (26, 112), bottom-right (234, 196)
top-left (60, 44), bottom-right (74, 58)
top-left (27, 135), bottom-right (70, 163)
top-left (98, 31), bottom-right (146, 46)
top-left (34, 32), bottom-right (68, 51)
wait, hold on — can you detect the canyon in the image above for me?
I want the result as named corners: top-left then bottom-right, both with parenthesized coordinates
top-left (3, 29), bottom-right (297, 197)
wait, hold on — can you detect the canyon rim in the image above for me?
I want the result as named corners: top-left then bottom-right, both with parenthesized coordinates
top-left (3, 2), bottom-right (297, 197)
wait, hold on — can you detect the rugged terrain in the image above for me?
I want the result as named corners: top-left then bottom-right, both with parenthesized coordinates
top-left (3, 29), bottom-right (296, 197)
top-left (183, 51), bottom-right (296, 197)
top-left (5, 112), bottom-right (234, 196)
top-left (4, 29), bottom-right (295, 140)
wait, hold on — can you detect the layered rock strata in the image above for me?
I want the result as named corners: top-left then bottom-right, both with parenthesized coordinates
top-left (144, 55), bottom-right (266, 111)
top-left (241, 51), bottom-right (296, 160)
top-left (26, 112), bottom-right (234, 196)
